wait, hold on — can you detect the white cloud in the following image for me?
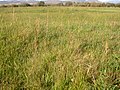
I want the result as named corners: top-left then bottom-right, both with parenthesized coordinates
top-left (98, 0), bottom-right (120, 3)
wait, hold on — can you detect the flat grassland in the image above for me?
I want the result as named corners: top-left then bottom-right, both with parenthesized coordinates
top-left (0, 7), bottom-right (120, 89)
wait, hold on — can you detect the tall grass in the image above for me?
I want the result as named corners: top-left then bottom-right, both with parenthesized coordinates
top-left (0, 7), bottom-right (120, 90)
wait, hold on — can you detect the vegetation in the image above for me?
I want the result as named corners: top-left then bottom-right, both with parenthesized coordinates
top-left (0, 7), bottom-right (120, 89)
top-left (65, 1), bottom-right (73, 6)
top-left (37, 1), bottom-right (45, 6)
top-left (1, 2), bottom-right (120, 7)
top-left (19, 3), bottom-right (31, 7)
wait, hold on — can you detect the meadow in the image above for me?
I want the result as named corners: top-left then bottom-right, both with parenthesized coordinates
top-left (0, 6), bottom-right (120, 90)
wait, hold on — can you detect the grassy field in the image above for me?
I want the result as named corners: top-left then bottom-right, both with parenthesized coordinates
top-left (0, 7), bottom-right (120, 90)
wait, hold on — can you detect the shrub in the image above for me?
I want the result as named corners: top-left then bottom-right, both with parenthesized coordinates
top-left (11, 4), bottom-right (19, 7)
top-left (37, 1), bottom-right (45, 6)
top-left (115, 3), bottom-right (120, 7)
top-left (57, 2), bottom-right (64, 6)
top-left (0, 5), bottom-right (8, 7)
top-left (19, 3), bottom-right (31, 7)
top-left (65, 1), bottom-right (73, 6)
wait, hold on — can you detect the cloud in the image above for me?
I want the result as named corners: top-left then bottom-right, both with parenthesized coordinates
top-left (98, 0), bottom-right (120, 3)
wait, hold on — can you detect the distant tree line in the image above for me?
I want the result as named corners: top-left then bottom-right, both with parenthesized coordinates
top-left (1, 1), bottom-right (120, 8)
top-left (0, 1), bottom-right (46, 7)
top-left (57, 2), bottom-right (120, 7)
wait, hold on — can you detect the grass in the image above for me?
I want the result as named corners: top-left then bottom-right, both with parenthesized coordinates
top-left (0, 6), bottom-right (120, 90)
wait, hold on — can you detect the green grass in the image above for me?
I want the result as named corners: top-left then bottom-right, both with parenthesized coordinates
top-left (0, 7), bottom-right (120, 90)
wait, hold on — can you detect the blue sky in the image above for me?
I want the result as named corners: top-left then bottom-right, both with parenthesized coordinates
top-left (0, 0), bottom-right (120, 3)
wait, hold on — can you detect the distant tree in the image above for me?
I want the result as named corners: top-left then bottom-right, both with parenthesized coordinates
top-left (37, 1), bottom-right (45, 6)
top-left (115, 3), bottom-right (120, 7)
top-left (11, 4), bottom-right (19, 7)
top-left (19, 3), bottom-right (31, 7)
top-left (57, 2), bottom-right (64, 6)
top-left (0, 5), bottom-right (8, 7)
top-left (101, 3), bottom-right (106, 7)
top-left (65, 1), bottom-right (73, 6)
top-left (106, 3), bottom-right (115, 7)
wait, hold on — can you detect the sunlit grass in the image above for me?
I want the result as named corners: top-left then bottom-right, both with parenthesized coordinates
top-left (0, 7), bottom-right (120, 89)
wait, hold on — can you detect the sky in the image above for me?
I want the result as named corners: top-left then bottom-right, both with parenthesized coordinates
top-left (98, 0), bottom-right (120, 3)
top-left (0, 0), bottom-right (120, 3)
